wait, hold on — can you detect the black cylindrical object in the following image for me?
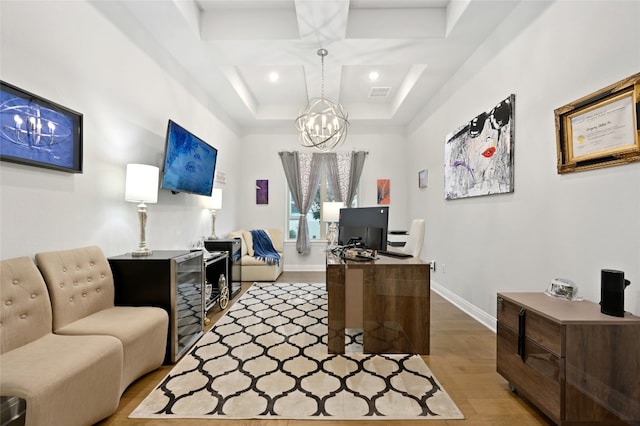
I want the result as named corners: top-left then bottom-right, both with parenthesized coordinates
top-left (600, 269), bottom-right (631, 317)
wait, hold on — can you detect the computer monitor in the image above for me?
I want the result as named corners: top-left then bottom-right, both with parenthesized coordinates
top-left (338, 206), bottom-right (389, 250)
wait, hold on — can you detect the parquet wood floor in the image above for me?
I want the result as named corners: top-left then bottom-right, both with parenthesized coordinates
top-left (96, 271), bottom-right (551, 425)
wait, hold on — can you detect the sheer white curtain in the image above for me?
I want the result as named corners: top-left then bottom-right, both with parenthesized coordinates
top-left (324, 151), bottom-right (367, 207)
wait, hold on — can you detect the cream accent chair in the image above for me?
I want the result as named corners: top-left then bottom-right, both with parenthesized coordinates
top-left (226, 229), bottom-right (284, 281)
top-left (35, 246), bottom-right (168, 393)
top-left (400, 219), bottom-right (426, 258)
top-left (0, 256), bottom-right (123, 426)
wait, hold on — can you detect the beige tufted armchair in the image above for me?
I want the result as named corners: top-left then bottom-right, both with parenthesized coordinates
top-left (35, 246), bottom-right (168, 394)
top-left (0, 256), bottom-right (123, 426)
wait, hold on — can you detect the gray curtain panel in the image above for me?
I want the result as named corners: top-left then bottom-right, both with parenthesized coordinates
top-left (279, 151), bottom-right (302, 207)
top-left (279, 151), bottom-right (322, 254)
top-left (346, 151), bottom-right (367, 207)
top-left (278, 151), bottom-right (303, 250)
top-left (298, 154), bottom-right (323, 254)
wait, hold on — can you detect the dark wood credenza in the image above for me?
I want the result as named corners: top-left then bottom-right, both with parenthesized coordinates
top-left (326, 253), bottom-right (430, 354)
top-left (496, 292), bottom-right (640, 425)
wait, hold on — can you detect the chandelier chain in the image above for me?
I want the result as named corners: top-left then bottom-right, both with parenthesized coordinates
top-left (320, 51), bottom-right (325, 100)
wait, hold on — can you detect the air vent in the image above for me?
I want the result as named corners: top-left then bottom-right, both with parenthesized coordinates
top-left (369, 87), bottom-right (391, 98)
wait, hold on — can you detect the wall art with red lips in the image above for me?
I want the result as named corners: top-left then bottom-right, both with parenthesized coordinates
top-left (444, 94), bottom-right (515, 200)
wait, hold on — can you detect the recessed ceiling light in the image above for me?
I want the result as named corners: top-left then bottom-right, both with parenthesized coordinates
top-left (369, 71), bottom-right (380, 82)
top-left (269, 72), bottom-right (279, 83)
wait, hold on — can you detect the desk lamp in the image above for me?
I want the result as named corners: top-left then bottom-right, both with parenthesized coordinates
top-left (125, 164), bottom-right (159, 257)
top-left (323, 201), bottom-right (343, 248)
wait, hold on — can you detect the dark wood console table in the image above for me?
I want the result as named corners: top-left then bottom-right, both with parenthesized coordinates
top-left (497, 292), bottom-right (640, 425)
top-left (326, 252), bottom-right (430, 354)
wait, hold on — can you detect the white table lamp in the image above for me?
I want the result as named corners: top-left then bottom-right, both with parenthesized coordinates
top-left (125, 164), bottom-right (159, 257)
top-left (208, 188), bottom-right (222, 239)
top-left (323, 201), bottom-right (343, 247)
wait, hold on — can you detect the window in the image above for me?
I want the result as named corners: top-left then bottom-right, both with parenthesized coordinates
top-left (287, 173), bottom-right (341, 241)
top-left (284, 151), bottom-right (364, 242)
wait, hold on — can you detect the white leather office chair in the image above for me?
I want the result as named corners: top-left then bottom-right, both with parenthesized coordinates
top-left (401, 219), bottom-right (425, 258)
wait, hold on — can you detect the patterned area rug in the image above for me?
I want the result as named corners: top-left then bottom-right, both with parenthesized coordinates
top-left (130, 282), bottom-right (464, 420)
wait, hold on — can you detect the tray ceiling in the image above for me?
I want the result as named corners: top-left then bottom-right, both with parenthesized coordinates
top-left (91, 0), bottom-right (541, 135)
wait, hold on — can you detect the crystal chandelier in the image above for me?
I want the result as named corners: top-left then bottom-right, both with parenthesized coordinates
top-left (295, 48), bottom-right (349, 152)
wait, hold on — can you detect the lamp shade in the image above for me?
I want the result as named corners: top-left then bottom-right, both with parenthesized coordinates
top-left (125, 164), bottom-right (159, 203)
top-left (209, 188), bottom-right (222, 209)
top-left (322, 201), bottom-right (343, 223)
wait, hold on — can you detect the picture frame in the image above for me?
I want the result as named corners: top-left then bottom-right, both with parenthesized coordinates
top-left (554, 73), bottom-right (640, 174)
top-left (444, 94), bottom-right (515, 200)
top-left (418, 169), bottom-right (428, 188)
top-left (256, 179), bottom-right (268, 204)
top-left (215, 170), bottom-right (227, 184)
top-left (0, 81), bottom-right (83, 173)
top-left (377, 179), bottom-right (390, 205)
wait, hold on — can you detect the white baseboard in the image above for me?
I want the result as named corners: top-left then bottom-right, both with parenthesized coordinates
top-left (284, 265), bottom-right (326, 272)
top-left (431, 280), bottom-right (497, 333)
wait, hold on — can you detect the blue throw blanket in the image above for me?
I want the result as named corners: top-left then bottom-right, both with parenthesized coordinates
top-left (250, 230), bottom-right (280, 266)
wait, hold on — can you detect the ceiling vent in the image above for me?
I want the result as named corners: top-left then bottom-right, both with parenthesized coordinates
top-left (369, 87), bottom-right (391, 98)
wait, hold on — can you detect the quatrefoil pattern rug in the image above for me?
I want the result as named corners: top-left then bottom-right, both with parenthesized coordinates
top-left (130, 282), bottom-right (464, 420)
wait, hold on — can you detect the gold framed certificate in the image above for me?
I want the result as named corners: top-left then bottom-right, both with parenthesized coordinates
top-left (555, 73), bottom-right (640, 174)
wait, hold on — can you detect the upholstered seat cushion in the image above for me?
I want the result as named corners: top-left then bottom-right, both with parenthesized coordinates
top-left (240, 263), bottom-right (283, 282)
top-left (1, 333), bottom-right (123, 426)
top-left (54, 305), bottom-right (168, 393)
top-left (242, 255), bottom-right (280, 266)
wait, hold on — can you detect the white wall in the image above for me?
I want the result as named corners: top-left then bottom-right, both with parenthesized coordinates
top-left (0, 0), bottom-right (242, 260)
top-left (237, 131), bottom-right (410, 270)
top-left (408, 0), bottom-right (640, 320)
top-left (2, 0), bottom-right (638, 321)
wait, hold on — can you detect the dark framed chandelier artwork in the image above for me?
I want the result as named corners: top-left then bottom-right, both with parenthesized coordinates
top-left (0, 81), bottom-right (83, 173)
top-left (444, 94), bottom-right (515, 200)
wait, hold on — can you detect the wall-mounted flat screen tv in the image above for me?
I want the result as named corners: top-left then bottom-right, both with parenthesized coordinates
top-left (161, 120), bottom-right (217, 196)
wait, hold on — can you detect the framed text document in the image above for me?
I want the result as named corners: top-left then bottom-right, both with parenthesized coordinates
top-left (555, 73), bottom-right (640, 174)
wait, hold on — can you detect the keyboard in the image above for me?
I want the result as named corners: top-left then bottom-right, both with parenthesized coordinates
top-left (378, 250), bottom-right (413, 259)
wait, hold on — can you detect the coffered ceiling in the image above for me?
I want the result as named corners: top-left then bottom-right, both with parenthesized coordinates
top-left (91, 0), bottom-right (533, 136)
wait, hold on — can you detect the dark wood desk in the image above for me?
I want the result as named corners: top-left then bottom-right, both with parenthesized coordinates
top-left (326, 252), bottom-right (430, 354)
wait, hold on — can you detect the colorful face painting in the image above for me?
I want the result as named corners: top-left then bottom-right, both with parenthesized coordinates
top-left (444, 95), bottom-right (515, 200)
